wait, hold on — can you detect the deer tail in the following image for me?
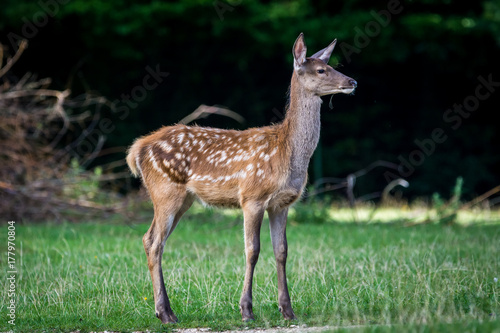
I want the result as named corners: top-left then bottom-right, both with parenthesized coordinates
top-left (126, 139), bottom-right (143, 178)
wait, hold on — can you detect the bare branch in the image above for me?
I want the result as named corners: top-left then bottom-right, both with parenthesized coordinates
top-left (381, 178), bottom-right (409, 204)
top-left (0, 42), bottom-right (126, 221)
top-left (179, 104), bottom-right (245, 125)
top-left (404, 184), bottom-right (500, 227)
top-left (308, 160), bottom-right (407, 204)
top-left (0, 88), bottom-right (70, 100)
top-left (460, 185), bottom-right (500, 211)
top-left (0, 39), bottom-right (28, 79)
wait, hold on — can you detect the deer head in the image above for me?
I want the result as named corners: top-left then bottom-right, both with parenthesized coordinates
top-left (293, 33), bottom-right (357, 96)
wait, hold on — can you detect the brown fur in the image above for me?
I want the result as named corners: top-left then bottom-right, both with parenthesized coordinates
top-left (128, 123), bottom-right (294, 209)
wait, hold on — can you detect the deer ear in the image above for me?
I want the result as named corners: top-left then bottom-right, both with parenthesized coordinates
top-left (311, 39), bottom-right (337, 64)
top-left (293, 33), bottom-right (307, 71)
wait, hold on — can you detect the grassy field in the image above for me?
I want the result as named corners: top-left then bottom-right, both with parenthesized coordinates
top-left (1, 203), bottom-right (500, 332)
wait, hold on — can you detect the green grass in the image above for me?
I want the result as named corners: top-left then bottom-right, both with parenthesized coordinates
top-left (1, 204), bottom-right (500, 332)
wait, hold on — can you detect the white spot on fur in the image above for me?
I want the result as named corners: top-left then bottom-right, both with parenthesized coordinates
top-left (158, 141), bottom-right (172, 152)
top-left (177, 133), bottom-right (185, 143)
top-left (135, 155), bottom-right (143, 177)
top-left (199, 175), bottom-right (213, 181)
top-left (254, 134), bottom-right (265, 142)
top-left (148, 148), bottom-right (166, 176)
top-left (258, 142), bottom-right (269, 151)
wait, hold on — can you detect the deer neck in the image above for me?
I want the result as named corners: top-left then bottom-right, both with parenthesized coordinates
top-left (282, 72), bottom-right (322, 186)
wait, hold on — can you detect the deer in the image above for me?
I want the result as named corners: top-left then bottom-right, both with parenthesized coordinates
top-left (126, 33), bottom-right (357, 324)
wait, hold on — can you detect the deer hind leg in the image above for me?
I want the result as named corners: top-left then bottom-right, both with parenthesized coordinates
top-left (239, 201), bottom-right (265, 321)
top-left (268, 206), bottom-right (296, 320)
top-left (143, 184), bottom-right (194, 324)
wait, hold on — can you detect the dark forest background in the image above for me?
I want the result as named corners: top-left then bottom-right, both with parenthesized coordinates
top-left (1, 0), bottom-right (499, 202)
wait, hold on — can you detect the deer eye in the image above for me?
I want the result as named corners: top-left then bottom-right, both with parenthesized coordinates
top-left (317, 69), bottom-right (325, 74)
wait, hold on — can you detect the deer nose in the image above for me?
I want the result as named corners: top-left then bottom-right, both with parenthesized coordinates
top-left (349, 79), bottom-right (357, 88)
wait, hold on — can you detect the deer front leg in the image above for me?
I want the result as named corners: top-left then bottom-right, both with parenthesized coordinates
top-left (240, 201), bottom-right (265, 321)
top-left (268, 207), bottom-right (296, 320)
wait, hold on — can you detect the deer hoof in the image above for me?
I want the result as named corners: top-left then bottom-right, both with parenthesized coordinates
top-left (278, 306), bottom-right (297, 320)
top-left (240, 304), bottom-right (255, 322)
top-left (156, 311), bottom-right (178, 324)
